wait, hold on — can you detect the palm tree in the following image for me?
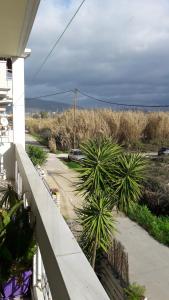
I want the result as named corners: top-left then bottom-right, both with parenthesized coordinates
top-left (113, 153), bottom-right (147, 212)
top-left (76, 140), bottom-right (146, 268)
top-left (78, 140), bottom-right (146, 210)
top-left (77, 139), bottom-right (122, 196)
top-left (76, 193), bottom-right (116, 269)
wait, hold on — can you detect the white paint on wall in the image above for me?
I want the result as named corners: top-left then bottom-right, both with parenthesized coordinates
top-left (12, 57), bottom-right (25, 148)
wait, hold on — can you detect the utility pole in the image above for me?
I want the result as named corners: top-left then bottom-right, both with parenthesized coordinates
top-left (73, 88), bottom-right (78, 149)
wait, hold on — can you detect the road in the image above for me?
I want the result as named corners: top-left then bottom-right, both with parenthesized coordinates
top-left (26, 134), bottom-right (82, 220)
top-left (43, 152), bottom-right (83, 219)
top-left (26, 134), bottom-right (169, 299)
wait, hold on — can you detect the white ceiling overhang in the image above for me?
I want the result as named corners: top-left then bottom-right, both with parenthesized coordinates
top-left (0, 0), bottom-right (40, 58)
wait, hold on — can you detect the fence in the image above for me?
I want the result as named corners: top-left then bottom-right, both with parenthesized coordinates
top-left (98, 238), bottom-right (129, 300)
top-left (107, 238), bottom-right (129, 286)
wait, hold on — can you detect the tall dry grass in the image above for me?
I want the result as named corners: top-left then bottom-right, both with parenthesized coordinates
top-left (26, 109), bottom-right (169, 151)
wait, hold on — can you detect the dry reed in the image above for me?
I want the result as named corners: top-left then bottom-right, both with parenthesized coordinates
top-left (26, 109), bottom-right (169, 150)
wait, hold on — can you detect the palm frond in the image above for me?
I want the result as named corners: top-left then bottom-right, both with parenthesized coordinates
top-left (113, 153), bottom-right (147, 212)
top-left (77, 139), bottom-right (122, 196)
top-left (76, 193), bottom-right (116, 266)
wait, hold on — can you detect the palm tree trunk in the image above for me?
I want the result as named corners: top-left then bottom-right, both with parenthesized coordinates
top-left (91, 239), bottom-right (97, 269)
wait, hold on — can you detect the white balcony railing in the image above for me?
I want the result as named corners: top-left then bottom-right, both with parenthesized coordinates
top-left (0, 61), bottom-right (7, 91)
top-left (7, 76), bottom-right (12, 100)
top-left (0, 62), bottom-right (13, 100)
top-left (14, 144), bottom-right (109, 300)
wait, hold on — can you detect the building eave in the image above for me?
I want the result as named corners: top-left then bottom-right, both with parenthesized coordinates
top-left (0, 0), bottom-right (40, 58)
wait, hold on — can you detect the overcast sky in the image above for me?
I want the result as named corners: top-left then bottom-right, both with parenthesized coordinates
top-left (25, 0), bottom-right (169, 107)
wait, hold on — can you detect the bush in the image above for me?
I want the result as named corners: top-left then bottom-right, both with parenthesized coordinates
top-left (125, 282), bottom-right (146, 300)
top-left (141, 178), bottom-right (169, 216)
top-left (26, 145), bottom-right (47, 166)
top-left (127, 203), bottom-right (169, 246)
top-left (48, 137), bottom-right (56, 153)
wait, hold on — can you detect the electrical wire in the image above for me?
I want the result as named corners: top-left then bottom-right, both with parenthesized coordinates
top-left (14, 88), bottom-right (169, 109)
top-left (28, 89), bottom-right (72, 100)
top-left (78, 90), bottom-right (169, 108)
top-left (32, 0), bottom-right (86, 80)
top-left (12, 89), bottom-right (73, 107)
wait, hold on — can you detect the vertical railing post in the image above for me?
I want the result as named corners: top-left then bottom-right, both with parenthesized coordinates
top-left (15, 160), bottom-right (18, 191)
top-left (37, 247), bottom-right (42, 284)
top-left (16, 172), bottom-right (22, 195)
top-left (33, 245), bottom-right (52, 300)
top-left (12, 57), bottom-right (25, 148)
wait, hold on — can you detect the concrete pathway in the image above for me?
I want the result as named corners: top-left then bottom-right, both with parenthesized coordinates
top-left (25, 133), bottom-right (49, 152)
top-left (43, 152), bottom-right (83, 219)
top-left (116, 216), bottom-right (169, 300)
top-left (26, 134), bottom-right (169, 300)
top-left (26, 133), bottom-right (82, 219)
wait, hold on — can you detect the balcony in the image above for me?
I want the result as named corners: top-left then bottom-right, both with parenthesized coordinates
top-left (9, 143), bottom-right (109, 299)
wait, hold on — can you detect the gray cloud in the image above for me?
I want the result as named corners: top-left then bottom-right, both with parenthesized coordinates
top-left (25, 0), bottom-right (169, 107)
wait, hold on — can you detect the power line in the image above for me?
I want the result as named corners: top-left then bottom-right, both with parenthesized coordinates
top-left (78, 90), bottom-right (169, 108)
top-left (18, 87), bottom-right (169, 108)
top-left (28, 90), bottom-right (72, 100)
top-left (32, 0), bottom-right (86, 80)
top-left (13, 90), bottom-right (73, 107)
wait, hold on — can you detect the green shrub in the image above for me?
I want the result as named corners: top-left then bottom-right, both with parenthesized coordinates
top-left (125, 282), bottom-right (146, 300)
top-left (127, 203), bottom-right (169, 246)
top-left (66, 161), bottom-right (81, 169)
top-left (141, 176), bottom-right (169, 216)
top-left (26, 145), bottom-right (47, 166)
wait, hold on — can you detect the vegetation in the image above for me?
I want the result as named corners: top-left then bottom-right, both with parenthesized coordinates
top-left (125, 282), bottom-right (146, 300)
top-left (77, 139), bottom-right (122, 196)
top-left (127, 202), bottom-right (169, 246)
top-left (26, 144), bottom-right (47, 166)
top-left (26, 110), bottom-right (169, 151)
top-left (0, 185), bottom-right (35, 289)
top-left (76, 193), bottom-right (116, 268)
top-left (147, 156), bottom-right (169, 186)
top-left (76, 140), bottom-right (169, 248)
top-left (39, 111), bottom-right (49, 119)
top-left (0, 184), bottom-right (19, 208)
top-left (139, 156), bottom-right (169, 216)
top-left (65, 161), bottom-right (81, 169)
top-left (113, 153), bottom-right (147, 212)
top-left (141, 177), bottom-right (169, 216)
top-left (30, 132), bottom-right (48, 146)
top-left (77, 140), bottom-right (146, 211)
top-left (76, 139), bottom-right (146, 269)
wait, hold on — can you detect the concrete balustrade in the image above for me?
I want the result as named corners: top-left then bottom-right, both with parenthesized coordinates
top-left (15, 144), bottom-right (110, 300)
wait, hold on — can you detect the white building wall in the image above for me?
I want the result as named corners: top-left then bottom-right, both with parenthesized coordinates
top-left (12, 57), bottom-right (25, 148)
top-left (0, 60), bottom-right (7, 89)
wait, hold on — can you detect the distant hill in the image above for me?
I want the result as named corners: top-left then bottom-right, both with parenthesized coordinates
top-left (25, 98), bottom-right (71, 113)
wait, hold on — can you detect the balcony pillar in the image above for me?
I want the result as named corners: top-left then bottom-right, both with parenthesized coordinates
top-left (12, 57), bottom-right (25, 148)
